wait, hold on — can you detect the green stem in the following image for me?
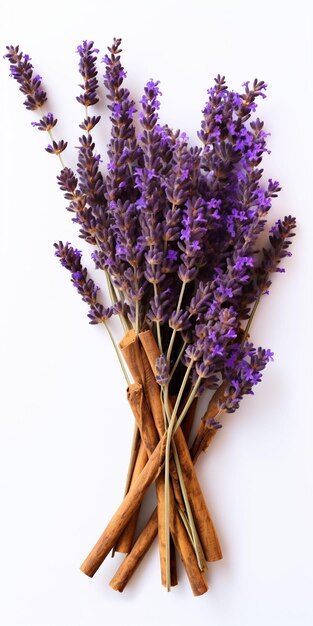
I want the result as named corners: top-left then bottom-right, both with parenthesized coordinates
top-left (174, 375), bottom-right (201, 434)
top-left (168, 340), bottom-right (187, 383)
top-left (153, 283), bottom-right (163, 353)
top-left (122, 423), bottom-right (140, 497)
top-left (98, 245), bottom-right (129, 333)
top-left (241, 294), bottom-right (261, 344)
top-left (166, 281), bottom-right (186, 368)
top-left (103, 321), bottom-right (131, 386)
top-left (47, 128), bottom-right (65, 168)
top-left (135, 300), bottom-right (139, 335)
top-left (177, 506), bottom-right (193, 542)
top-left (177, 506), bottom-right (207, 571)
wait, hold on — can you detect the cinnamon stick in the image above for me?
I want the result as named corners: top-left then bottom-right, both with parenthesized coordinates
top-left (114, 331), bottom-right (167, 554)
top-left (80, 432), bottom-right (167, 577)
top-left (139, 329), bottom-right (222, 562)
top-left (120, 331), bottom-right (183, 503)
top-left (110, 509), bottom-right (158, 592)
top-left (114, 440), bottom-right (148, 553)
top-left (110, 426), bottom-right (218, 592)
top-left (127, 383), bottom-right (159, 454)
top-left (119, 333), bottom-right (180, 585)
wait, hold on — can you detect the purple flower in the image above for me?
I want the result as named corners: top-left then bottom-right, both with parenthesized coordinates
top-left (167, 250), bottom-right (178, 261)
top-left (103, 38), bottom-right (142, 205)
top-left (219, 342), bottom-right (274, 412)
top-left (54, 241), bottom-right (115, 324)
top-left (76, 40), bottom-right (100, 107)
top-left (206, 418), bottom-right (223, 430)
top-left (5, 45), bottom-right (47, 110)
top-left (31, 112), bottom-right (57, 131)
top-left (79, 115), bottom-right (101, 132)
top-left (255, 215), bottom-right (296, 296)
top-left (45, 140), bottom-right (68, 155)
top-left (155, 354), bottom-right (170, 385)
top-left (76, 134), bottom-right (105, 206)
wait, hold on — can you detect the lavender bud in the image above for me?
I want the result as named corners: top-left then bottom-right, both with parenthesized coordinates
top-left (31, 112), bottom-right (57, 131)
top-left (45, 140), bottom-right (67, 155)
top-left (76, 40), bottom-right (100, 107)
top-left (5, 45), bottom-right (47, 110)
top-left (155, 354), bottom-right (169, 385)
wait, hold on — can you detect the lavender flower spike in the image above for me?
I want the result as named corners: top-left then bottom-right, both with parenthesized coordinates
top-left (54, 241), bottom-right (114, 324)
top-left (76, 40), bottom-right (100, 108)
top-left (257, 215), bottom-right (297, 295)
top-left (5, 45), bottom-right (47, 110)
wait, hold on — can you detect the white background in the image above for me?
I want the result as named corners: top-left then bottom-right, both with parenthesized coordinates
top-left (0, 1), bottom-right (312, 625)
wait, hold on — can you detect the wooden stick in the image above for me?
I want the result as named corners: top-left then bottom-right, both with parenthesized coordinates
top-left (80, 433), bottom-right (167, 577)
top-left (139, 329), bottom-right (222, 562)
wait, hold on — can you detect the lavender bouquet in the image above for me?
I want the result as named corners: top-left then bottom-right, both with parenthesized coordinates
top-left (5, 38), bottom-right (296, 595)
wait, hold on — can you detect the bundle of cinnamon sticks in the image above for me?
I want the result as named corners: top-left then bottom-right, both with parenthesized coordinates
top-left (80, 329), bottom-right (226, 595)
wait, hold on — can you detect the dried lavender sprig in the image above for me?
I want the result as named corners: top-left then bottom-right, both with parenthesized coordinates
top-left (199, 76), bottom-right (267, 199)
top-left (5, 45), bottom-right (47, 110)
top-left (137, 78), bottom-right (165, 340)
top-left (259, 215), bottom-right (296, 291)
top-left (76, 41), bottom-right (106, 207)
top-left (75, 40), bottom-right (131, 333)
top-left (103, 39), bottom-right (145, 330)
top-left (54, 241), bottom-right (130, 385)
top-left (241, 214), bottom-right (296, 342)
top-left (219, 343), bottom-right (274, 413)
top-left (76, 40), bottom-right (100, 108)
top-left (54, 241), bottom-right (112, 322)
top-left (5, 45), bottom-right (68, 168)
top-left (103, 38), bottom-right (141, 200)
